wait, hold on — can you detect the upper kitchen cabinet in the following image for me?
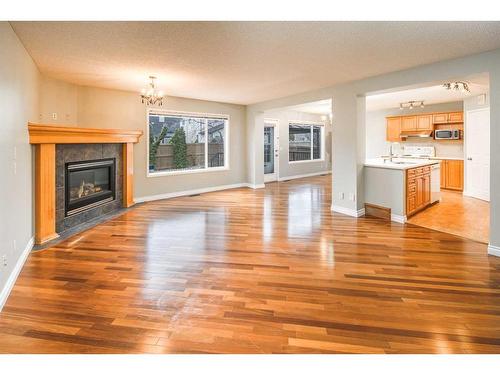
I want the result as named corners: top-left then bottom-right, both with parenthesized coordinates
top-left (401, 116), bottom-right (417, 131)
top-left (432, 112), bottom-right (464, 124)
top-left (448, 112), bottom-right (464, 123)
top-left (386, 117), bottom-right (401, 142)
top-left (432, 113), bottom-right (448, 124)
top-left (416, 114), bottom-right (433, 130)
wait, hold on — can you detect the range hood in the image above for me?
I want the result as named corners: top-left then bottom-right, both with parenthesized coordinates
top-left (400, 130), bottom-right (433, 139)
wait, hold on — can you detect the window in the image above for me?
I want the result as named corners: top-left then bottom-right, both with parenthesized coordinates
top-left (148, 111), bottom-right (228, 175)
top-left (289, 122), bottom-right (323, 162)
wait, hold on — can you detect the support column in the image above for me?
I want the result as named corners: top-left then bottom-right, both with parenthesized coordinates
top-left (122, 142), bottom-right (135, 208)
top-left (330, 91), bottom-right (366, 217)
top-left (34, 143), bottom-right (59, 244)
top-left (246, 110), bottom-right (265, 188)
top-left (488, 67), bottom-right (500, 256)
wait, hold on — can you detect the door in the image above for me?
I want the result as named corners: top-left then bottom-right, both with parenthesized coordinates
top-left (264, 120), bottom-right (279, 182)
top-left (448, 112), bottom-right (464, 123)
top-left (465, 108), bottom-right (490, 201)
top-left (386, 117), bottom-right (401, 142)
top-left (401, 116), bottom-right (417, 131)
top-left (433, 113), bottom-right (448, 124)
top-left (446, 160), bottom-right (464, 191)
top-left (417, 115), bottom-right (432, 130)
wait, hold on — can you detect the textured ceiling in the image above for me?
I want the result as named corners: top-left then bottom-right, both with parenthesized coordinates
top-left (366, 76), bottom-right (489, 111)
top-left (11, 21), bottom-right (500, 105)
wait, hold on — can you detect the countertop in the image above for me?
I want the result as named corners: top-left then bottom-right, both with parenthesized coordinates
top-left (380, 155), bottom-right (464, 161)
top-left (365, 158), bottom-right (440, 170)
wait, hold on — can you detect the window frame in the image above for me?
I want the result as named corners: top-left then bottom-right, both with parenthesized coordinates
top-left (288, 120), bottom-right (325, 164)
top-left (146, 109), bottom-right (230, 178)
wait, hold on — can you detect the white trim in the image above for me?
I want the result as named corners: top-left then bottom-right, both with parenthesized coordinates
top-left (488, 244), bottom-right (500, 257)
top-left (135, 183), bottom-right (249, 203)
top-left (278, 170), bottom-right (331, 182)
top-left (0, 237), bottom-right (34, 312)
top-left (246, 183), bottom-right (265, 189)
top-left (146, 108), bottom-right (230, 178)
top-left (288, 120), bottom-right (325, 163)
top-left (331, 205), bottom-right (365, 218)
top-left (390, 214), bottom-right (407, 224)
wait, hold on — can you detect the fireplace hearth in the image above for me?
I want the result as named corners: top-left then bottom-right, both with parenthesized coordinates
top-left (65, 158), bottom-right (116, 216)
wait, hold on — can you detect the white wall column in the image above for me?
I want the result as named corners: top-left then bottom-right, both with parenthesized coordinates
top-left (330, 91), bottom-right (366, 217)
top-left (488, 66), bottom-right (500, 256)
top-left (246, 110), bottom-right (265, 188)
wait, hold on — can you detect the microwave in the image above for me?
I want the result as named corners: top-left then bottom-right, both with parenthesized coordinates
top-left (435, 129), bottom-right (460, 140)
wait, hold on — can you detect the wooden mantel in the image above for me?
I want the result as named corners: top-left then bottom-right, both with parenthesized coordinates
top-left (28, 123), bottom-right (143, 245)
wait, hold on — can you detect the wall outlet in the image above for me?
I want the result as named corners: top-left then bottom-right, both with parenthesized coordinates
top-left (349, 193), bottom-right (355, 201)
top-left (52, 112), bottom-right (58, 120)
top-left (13, 161), bottom-right (17, 175)
top-left (339, 192), bottom-right (344, 200)
top-left (2, 255), bottom-right (7, 267)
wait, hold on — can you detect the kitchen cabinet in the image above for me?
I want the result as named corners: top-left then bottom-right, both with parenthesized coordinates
top-left (439, 159), bottom-right (464, 191)
top-left (433, 112), bottom-right (464, 124)
top-left (448, 112), bottom-right (463, 123)
top-left (386, 117), bottom-right (401, 142)
top-left (432, 113), bottom-right (449, 124)
top-left (406, 166), bottom-right (431, 216)
top-left (401, 116), bottom-right (417, 131)
top-left (417, 114), bottom-right (433, 130)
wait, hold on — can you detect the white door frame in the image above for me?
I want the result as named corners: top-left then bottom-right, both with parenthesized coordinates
top-left (464, 107), bottom-right (490, 201)
top-left (264, 119), bottom-right (279, 183)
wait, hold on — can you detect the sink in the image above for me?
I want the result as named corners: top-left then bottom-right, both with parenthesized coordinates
top-left (390, 161), bottom-right (417, 165)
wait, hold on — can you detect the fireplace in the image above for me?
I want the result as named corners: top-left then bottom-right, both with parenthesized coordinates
top-left (65, 158), bottom-right (116, 216)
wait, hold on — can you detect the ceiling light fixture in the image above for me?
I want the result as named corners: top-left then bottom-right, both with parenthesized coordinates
top-left (140, 76), bottom-right (164, 106)
top-left (399, 100), bottom-right (424, 110)
top-left (443, 81), bottom-right (470, 93)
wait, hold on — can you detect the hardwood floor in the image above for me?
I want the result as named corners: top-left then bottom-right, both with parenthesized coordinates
top-left (1, 175), bottom-right (499, 354)
top-left (407, 190), bottom-right (490, 244)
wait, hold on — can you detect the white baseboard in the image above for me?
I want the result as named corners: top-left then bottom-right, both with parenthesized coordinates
top-left (331, 205), bottom-right (365, 218)
top-left (135, 183), bottom-right (251, 203)
top-left (0, 237), bottom-right (34, 312)
top-left (278, 170), bottom-right (331, 182)
top-left (390, 214), bottom-right (407, 224)
top-left (246, 183), bottom-right (265, 189)
top-left (488, 244), bottom-right (500, 257)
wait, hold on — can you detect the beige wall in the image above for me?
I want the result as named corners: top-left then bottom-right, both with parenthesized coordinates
top-left (0, 22), bottom-right (39, 304)
top-left (39, 81), bottom-right (248, 199)
top-left (39, 75), bottom-right (78, 124)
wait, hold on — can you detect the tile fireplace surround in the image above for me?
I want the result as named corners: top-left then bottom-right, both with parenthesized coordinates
top-left (28, 123), bottom-right (143, 246)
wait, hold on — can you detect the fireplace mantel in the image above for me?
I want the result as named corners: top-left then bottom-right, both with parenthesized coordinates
top-left (28, 123), bottom-right (143, 245)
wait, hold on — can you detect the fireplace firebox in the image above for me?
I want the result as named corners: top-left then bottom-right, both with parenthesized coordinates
top-left (65, 158), bottom-right (116, 216)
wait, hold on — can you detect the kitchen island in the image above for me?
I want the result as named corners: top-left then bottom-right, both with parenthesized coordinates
top-left (364, 158), bottom-right (440, 223)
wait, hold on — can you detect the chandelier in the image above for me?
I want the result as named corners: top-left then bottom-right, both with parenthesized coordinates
top-left (443, 81), bottom-right (470, 93)
top-left (140, 76), bottom-right (164, 106)
top-left (399, 100), bottom-right (424, 110)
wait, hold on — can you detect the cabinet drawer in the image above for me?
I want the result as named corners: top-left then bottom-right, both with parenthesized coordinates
top-left (423, 166), bottom-right (431, 174)
top-left (407, 169), bottom-right (416, 177)
top-left (408, 184), bottom-right (416, 194)
top-left (407, 196), bottom-right (416, 213)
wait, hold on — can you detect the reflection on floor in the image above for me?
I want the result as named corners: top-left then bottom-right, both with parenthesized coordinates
top-left (0, 176), bottom-right (498, 353)
top-left (407, 190), bottom-right (490, 244)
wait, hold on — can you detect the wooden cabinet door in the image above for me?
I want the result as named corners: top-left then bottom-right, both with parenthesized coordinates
top-left (415, 176), bottom-right (424, 209)
top-left (417, 115), bottom-right (433, 130)
top-left (401, 116), bottom-right (417, 131)
top-left (433, 113), bottom-right (448, 124)
top-left (423, 174), bottom-right (431, 204)
top-left (448, 112), bottom-right (463, 123)
top-left (386, 117), bottom-right (401, 142)
top-left (445, 160), bottom-right (464, 191)
top-left (440, 160), bottom-right (447, 189)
